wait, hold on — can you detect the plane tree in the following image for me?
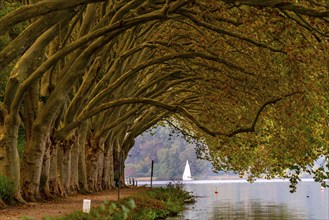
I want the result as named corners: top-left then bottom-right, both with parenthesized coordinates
top-left (170, 0), bottom-right (329, 190)
top-left (0, 0), bottom-right (179, 202)
top-left (103, 0), bottom-right (329, 188)
top-left (0, 0), bottom-right (233, 201)
top-left (0, 0), bottom-right (328, 204)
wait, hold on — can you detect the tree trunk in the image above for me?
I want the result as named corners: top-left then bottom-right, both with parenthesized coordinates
top-left (86, 153), bottom-right (96, 192)
top-left (113, 143), bottom-right (123, 188)
top-left (0, 112), bottom-right (24, 203)
top-left (0, 137), bottom-right (7, 177)
top-left (78, 122), bottom-right (89, 192)
top-left (40, 138), bottom-right (52, 199)
top-left (70, 131), bottom-right (80, 194)
top-left (78, 144), bottom-right (89, 192)
top-left (86, 134), bottom-right (105, 192)
top-left (120, 150), bottom-right (127, 187)
top-left (96, 145), bottom-right (104, 191)
top-left (61, 141), bottom-right (73, 195)
top-left (21, 124), bottom-right (49, 201)
top-left (86, 150), bottom-right (99, 192)
top-left (102, 138), bottom-right (114, 189)
top-left (48, 143), bottom-right (64, 196)
top-left (0, 115), bottom-right (8, 178)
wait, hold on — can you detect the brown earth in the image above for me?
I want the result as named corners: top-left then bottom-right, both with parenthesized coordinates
top-left (0, 187), bottom-right (146, 220)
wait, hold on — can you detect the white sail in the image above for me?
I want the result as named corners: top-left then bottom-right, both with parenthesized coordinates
top-left (182, 160), bottom-right (193, 181)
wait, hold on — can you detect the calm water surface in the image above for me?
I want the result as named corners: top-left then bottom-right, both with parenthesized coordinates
top-left (140, 179), bottom-right (329, 220)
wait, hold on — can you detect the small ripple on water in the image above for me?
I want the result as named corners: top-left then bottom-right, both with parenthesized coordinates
top-left (167, 180), bottom-right (328, 220)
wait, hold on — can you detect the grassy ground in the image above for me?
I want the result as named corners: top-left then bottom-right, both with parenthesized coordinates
top-left (43, 183), bottom-right (194, 220)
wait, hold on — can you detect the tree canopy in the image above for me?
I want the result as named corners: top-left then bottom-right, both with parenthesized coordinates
top-left (0, 0), bottom-right (328, 203)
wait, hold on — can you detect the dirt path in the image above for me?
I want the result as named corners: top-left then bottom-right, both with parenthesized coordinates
top-left (0, 187), bottom-right (145, 220)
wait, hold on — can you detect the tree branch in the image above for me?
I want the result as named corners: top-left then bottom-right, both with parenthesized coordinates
top-left (0, 0), bottom-right (106, 35)
top-left (222, 0), bottom-right (329, 18)
top-left (225, 91), bottom-right (303, 137)
top-left (54, 91), bottom-right (302, 141)
top-left (178, 10), bottom-right (285, 53)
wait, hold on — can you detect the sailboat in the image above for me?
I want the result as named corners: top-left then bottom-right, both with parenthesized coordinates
top-left (182, 160), bottom-right (193, 181)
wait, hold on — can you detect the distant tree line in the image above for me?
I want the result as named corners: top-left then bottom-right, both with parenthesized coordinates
top-left (125, 125), bottom-right (224, 180)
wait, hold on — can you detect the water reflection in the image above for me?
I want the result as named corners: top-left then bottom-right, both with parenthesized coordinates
top-left (165, 180), bottom-right (328, 220)
top-left (206, 201), bottom-right (303, 220)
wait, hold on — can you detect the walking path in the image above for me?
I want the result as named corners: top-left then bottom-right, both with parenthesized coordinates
top-left (0, 187), bottom-right (144, 220)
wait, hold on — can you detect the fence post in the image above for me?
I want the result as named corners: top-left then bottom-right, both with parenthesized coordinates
top-left (150, 160), bottom-right (154, 188)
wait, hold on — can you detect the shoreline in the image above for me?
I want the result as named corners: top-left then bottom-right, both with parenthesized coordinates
top-left (0, 187), bottom-right (146, 220)
top-left (135, 178), bottom-right (328, 186)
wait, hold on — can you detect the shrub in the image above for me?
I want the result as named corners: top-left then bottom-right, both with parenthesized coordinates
top-left (45, 184), bottom-right (194, 220)
top-left (0, 175), bottom-right (14, 203)
top-left (128, 183), bottom-right (194, 219)
top-left (45, 199), bottom-right (136, 220)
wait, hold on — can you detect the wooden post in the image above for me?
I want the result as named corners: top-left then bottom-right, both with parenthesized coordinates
top-left (150, 160), bottom-right (154, 188)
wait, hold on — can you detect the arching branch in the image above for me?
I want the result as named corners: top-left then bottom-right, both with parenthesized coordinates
top-left (54, 92), bottom-right (301, 141)
top-left (0, 0), bottom-right (106, 35)
top-left (224, 91), bottom-right (303, 137)
top-left (83, 51), bottom-right (254, 115)
top-left (178, 10), bottom-right (285, 53)
top-left (0, 10), bottom-right (73, 69)
top-left (222, 0), bottom-right (329, 18)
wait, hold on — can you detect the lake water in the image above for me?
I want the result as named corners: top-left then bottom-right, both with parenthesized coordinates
top-left (138, 179), bottom-right (329, 220)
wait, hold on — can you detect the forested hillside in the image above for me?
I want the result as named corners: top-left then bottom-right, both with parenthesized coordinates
top-left (125, 125), bottom-right (230, 180)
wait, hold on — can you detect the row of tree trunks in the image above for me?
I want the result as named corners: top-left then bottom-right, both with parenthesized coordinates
top-left (36, 124), bottom-right (117, 198)
top-left (1, 0), bottom-right (180, 202)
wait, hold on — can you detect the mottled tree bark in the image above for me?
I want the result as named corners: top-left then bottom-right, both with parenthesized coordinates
top-left (70, 131), bottom-right (80, 194)
top-left (21, 123), bottom-right (51, 201)
top-left (102, 140), bottom-right (114, 189)
top-left (48, 143), bottom-right (64, 196)
top-left (40, 139), bottom-right (52, 199)
top-left (78, 123), bottom-right (89, 192)
top-left (0, 112), bottom-right (23, 202)
top-left (86, 134), bottom-right (102, 192)
top-left (61, 139), bottom-right (74, 195)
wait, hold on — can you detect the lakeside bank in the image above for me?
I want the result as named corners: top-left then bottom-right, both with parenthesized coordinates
top-left (48, 184), bottom-right (194, 220)
top-left (0, 184), bottom-right (194, 220)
